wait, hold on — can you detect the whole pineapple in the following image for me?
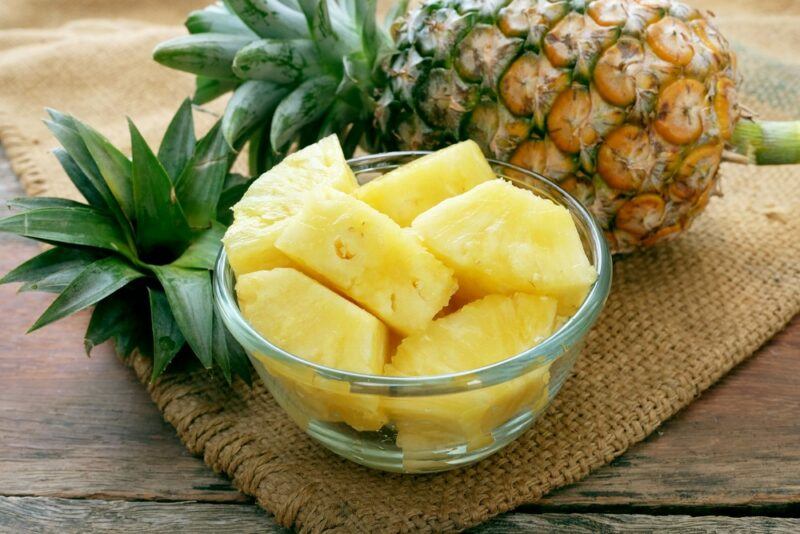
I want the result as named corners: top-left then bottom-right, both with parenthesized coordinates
top-left (154, 0), bottom-right (798, 253)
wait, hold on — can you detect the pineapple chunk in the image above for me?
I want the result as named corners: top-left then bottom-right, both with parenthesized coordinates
top-left (355, 140), bottom-right (495, 226)
top-left (386, 293), bottom-right (556, 452)
top-left (411, 180), bottom-right (596, 313)
top-left (223, 135), bottom-right (358, 276)
top-left (236, 268), bottom-right (389, 431)
top-left (275, 189), bottom-right (458, 335)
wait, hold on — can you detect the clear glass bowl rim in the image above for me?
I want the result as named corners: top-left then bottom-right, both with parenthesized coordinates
top-left (213, 151), bottom-right (612, 396)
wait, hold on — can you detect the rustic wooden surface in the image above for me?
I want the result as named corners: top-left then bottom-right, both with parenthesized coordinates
top-left (1, 143), bottom-right (798, 531)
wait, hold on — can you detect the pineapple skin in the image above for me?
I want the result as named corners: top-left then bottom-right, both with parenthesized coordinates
top-left (236, 268), bottom-right (389, 431)
top-left (381, 0), bottom-right (739, 253)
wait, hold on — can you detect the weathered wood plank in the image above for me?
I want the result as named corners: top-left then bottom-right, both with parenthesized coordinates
top-left (475, 512), bottom-right (800, 533)
top-left (0, 497), bottom-right (284, 533)
top-left (2, 497), bottom-right (799, 534)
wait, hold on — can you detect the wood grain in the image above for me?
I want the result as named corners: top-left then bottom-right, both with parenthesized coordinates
top-left (476, 512), bottom-right (800, 533)
top-left (538, 314), bottom-right (800, 511)
top-left (0, 497), bottom-right (283, 533)
top-left (2, 497), bottom-right (798, 534)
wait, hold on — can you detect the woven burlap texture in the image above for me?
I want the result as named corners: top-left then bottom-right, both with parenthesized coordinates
top-left (1, 1), bottom-right (799, 532)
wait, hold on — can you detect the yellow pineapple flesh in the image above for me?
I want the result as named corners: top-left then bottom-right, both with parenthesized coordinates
top-left (412, 179), bottom-right (596, 313)
top-left (223, 135), bottom-right (358, 276)
top-left (386, 293), bottom-right (556, 452)
top-left (355, 140), bottom-right (495, 226)
top-left (236, 268), bottom-right (389, 431)
top-left (275, 189), bottom-right (458, 335)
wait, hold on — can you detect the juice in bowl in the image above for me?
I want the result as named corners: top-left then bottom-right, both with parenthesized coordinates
top-left (213, 137), bottom-right (611, 473)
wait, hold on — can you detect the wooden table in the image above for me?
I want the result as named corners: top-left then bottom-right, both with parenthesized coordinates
top-left (1, 144), bottom-right (798, 533)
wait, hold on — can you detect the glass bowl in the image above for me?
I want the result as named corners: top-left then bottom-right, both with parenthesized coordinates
top-left (214, 152), bottom-right (612, 473)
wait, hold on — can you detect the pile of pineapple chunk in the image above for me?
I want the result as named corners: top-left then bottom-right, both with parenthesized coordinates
top-left (224, 137), bottom-right (596, 452)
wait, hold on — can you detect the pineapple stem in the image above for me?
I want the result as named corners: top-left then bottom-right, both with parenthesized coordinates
top-left (730, 119), bottom-right (800, 165)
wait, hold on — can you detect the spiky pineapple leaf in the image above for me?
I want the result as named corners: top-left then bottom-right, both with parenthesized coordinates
top-left (158, 98), bottom-right (196, 182)
top-left (194, 76), bottom-right (238, 105)
top-left (297, 0), bottom-right (344, 63)
top-left (74, 120), bottom-right (135, 221)
top-left (44, 119), bottom-right (134, 242)
top-left (223, 0), bottom-right (310, 39)
top-left (212, 309), bottom-right (252, 385)
top-left (19, 265), bottom-right (89, 294)
top-left (232, 39), bottom-right (319, 84)
top-left (171, 222), bottom-right (226, 270)
top-left (217, 174), bottom-right (253, 225)
top-left (148, 288), bottom-right (187, 380)
top-left (0, 247), bottom-right (99, 286)
top-left (187, 3), bottom-right (258, 36)
top-left (129, 119), bottom-right (193, 256)
top-left (6, 197), bottom-right (87, 210)
top-left (19, 250), bottom-right (103, 294)
top-left (84, 292), bottom-right (133, 355)
top-left (270, 76), bottom-right (338, 151)
top-left (153, 33), bottom-right (254, 79)
top-left (0, 206), bottom-right (135, 259)
top-left (382, 0), bottom-right (408, 33)
top-left (222, 80), bottom-right (289, 148)
top-left (151, 265), bottom-right (213, 368)
top-left (175, 122), bottom-right (232, 229)
top-left (211, 310), bottom-right (233, 383)
top-left (247, 124), bottom-right (274, 176)
top-left (52, 148), bottom-right (106, 209)
top-left (29, 256), bottom-right (144, 332)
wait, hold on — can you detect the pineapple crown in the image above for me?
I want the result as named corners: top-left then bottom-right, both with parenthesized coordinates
top-left (153, 0), bottom-right (403, 174)
top-left (0, 100), bottom-right (251, 384)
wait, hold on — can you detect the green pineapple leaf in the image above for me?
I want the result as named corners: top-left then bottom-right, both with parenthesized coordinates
top-left (152, 265), bottom-right (213, 368)
top-left (152, 33), bottom-right (253, 79)
top-left (270, 75), bottom-right (338, 152)
top-left (175, 122), bottom-right (231, 229)
top-left (6, 197), bottom-right (88, 210)
top-left (29, 256), bottom-right (144, 332)
top-left (186, 3), bottom-right (257, 36)
top-left (20, 255), bottom-right (102, 294)
top-left (74, 119), bottom-right (135, 221)
top-left (222, 80), bottom-right (289, 148)
top-left (224, 0), bottom-right (309, 39)
top-left (84, 292), bottom-right (135, 355)
top-left (382, 0), bottom-right (408, 33)
top-left (194, 76), bottom-right (238, 105)
top-left (44, 119), bottom-right (135, 243)
top-left (0, 205), bottom-right (135, 260)
top-left (0, 247), bottom-right (99, 286)
top-left (212, 308), bottom-right (252, 386)
top-left (158, 98), bottom-right (196, 182)
top-left (217, 173), bottom-right (253, 226)
top-left (52, 148), bottom-right (107, 209)
top-left (129, 119), bottom-right (193, 258)
top-left (232, 39), bottom-right (320, 84)
top-left (171, 221), bottom-right (226, 270)
top-left (149, 288), bottom-right (187, 381)
top-left (3, 102), bottom-right (251, 383)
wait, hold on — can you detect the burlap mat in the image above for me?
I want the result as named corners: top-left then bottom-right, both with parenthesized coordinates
top-left (2, 1), bottom-right (799, 531)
